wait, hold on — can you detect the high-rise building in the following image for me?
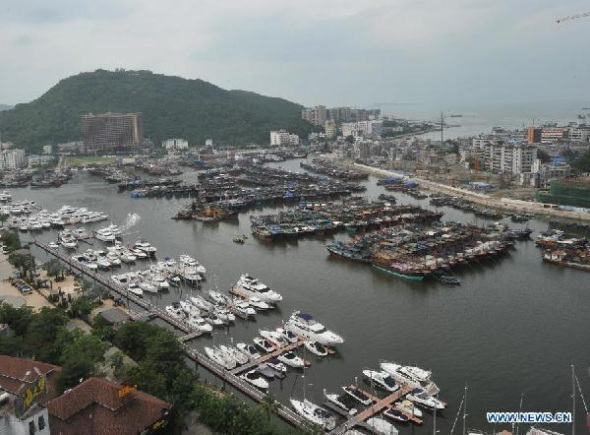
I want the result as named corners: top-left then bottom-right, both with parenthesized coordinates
top-left (526, 127), bottom-right (542, 143)
top-left (81, 112), bottom-right (143, 154)
top-left (270, 130), bottom-right (299, 146)
top-left (324, 120), bottom-right (337, 139)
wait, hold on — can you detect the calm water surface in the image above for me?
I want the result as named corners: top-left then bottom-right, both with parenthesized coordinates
top-left (14, 159), bottom-right (589, 434)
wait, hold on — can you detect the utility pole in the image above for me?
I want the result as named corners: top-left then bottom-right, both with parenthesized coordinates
top-left (440, 111), bottom-right (445, 146)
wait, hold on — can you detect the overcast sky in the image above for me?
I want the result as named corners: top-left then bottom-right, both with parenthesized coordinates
top-left (1, 0), bottom-right (590, 108)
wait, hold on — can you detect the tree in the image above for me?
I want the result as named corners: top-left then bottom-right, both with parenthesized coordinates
top-left (259, 394), bottom-right (280, 422)
top-left (25, 307), bottom-right (69, 363)
top-left (59, 330), bottom-right (107, 391)
top-left (108, 350), bottom-right (126, 381)
top-left (345, 135), bottom-right (354, 144)
top-left (571, 150), bottom-right (590, 173)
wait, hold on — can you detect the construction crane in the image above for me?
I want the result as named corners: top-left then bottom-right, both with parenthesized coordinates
top-left (556, 11), bottom-right (590, 23)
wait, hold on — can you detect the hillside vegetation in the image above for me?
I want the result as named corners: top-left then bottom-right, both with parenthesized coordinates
top-left (0, 69), bottom-right (314, 152)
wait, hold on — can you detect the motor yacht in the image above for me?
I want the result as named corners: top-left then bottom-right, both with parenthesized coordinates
top-left (202, 314), bottom-right (225, 327)
top-left (96, 257), bottom-right (111, 269)
top-left (213, 306), bottom-right (235, 322)
top-left (259, 329), bottom-right (288, 349)
top-left (208, 290), bottom-right (229, 305)
top-left (48, 242), bottom-right (59, 250)
top-left (204, 346), bottom-right (230, 368)
top-left (276, 328), bottom-right (298, 344)
top-left (284, 311), bottom-right (344, 346)
top-left (128, 283), bottom-right (143, 297)
top-left (71, 255), bottom-right (98, 270)
top-left (186, 315), bottom-right (213, 333)
top-left (179, 254), bottom-right (206, 274)
top-left (106, 251), bottom-right (121, 266)
top-left (343, 386), bottom-right (373, 406)
top-left (120, 250), bottom-right (137, 263)
top-left (232, 273), bottom-right (282, 303)
top-left (383, 408), bottom-right (409, 424)
top-left (406, 388), bottom-right (446, 410)
top-left (253, 337), bottom-right (274, 353)
top-left (277, 351), bottom-right (305, 368)
top-left (236, 342), bottom-right (261, 360)
top-left (134, 240), bottom-right (157, 257)
top-left (367, 417), bottom-right (398, 435)
top-left (219, 345), bottom-right (248, 365)
top-left (362, 370), bottom-right (400, 393)
top-left (241, 370), bottom-right (269, 390)
top-left (246, 297), bottom-right (272, 310)
top-left (379, 362), bottom-right (440, 396)
top-left (131, 249), bottom-right (149, 260)
top-left (231, 301), bottom-right (256, 319)
top-left (265, 358), bottom-right (287, 378)
top-left (58, 231), bottom-right (77, 249)
top-left (180, 300), bottom-right (200, 316)
top-left (304, 341), bottom-right (328, 357)
top-left (393, 400), bottom-right (423, 418)
top-left (190, 295), bottom-right (214, 312)
top-left (95, 228), bottom-right (116, 242)
top-left (165, 305), bottom-right (185, 320)
top-left (290, 399), bottom-right (336, 431)
top-left (323, 390), bottom-right (358, 415)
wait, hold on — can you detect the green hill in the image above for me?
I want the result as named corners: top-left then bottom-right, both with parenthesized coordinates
top-left (0, 69), bottom-right (315, 152)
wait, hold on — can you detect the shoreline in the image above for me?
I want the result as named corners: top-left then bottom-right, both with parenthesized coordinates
top-left (352, 162), bottom-right (590, 222)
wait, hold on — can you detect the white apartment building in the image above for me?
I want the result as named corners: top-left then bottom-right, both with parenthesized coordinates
top-left (162, 138), bottom-right (189, 151)
top-left (341, 121), bottom-right (382, 141)
top-left (484, 142), bottom-right (537, 174)
top-left (270, 130), bottom-right (299, 146)
top-left (0, 149), bottom-right (26, 170)
top-left (568, 125), bottom-right (590, 143)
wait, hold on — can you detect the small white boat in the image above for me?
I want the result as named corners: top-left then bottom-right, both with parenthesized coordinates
top-left (204, 346), bottom-right (229, 368)
top-left (106, 252), bottom-right (121, 266)
top-left (190, 295), bottom-right (214, 312)
top-left (237, 342), bottom-right (261, 360)
top-left (186, 315), bottom-right (213, 333)
top-left (406, 388), bottom-right (446, 410)
top-left (265, 357), bottom-right (287, 378)
top-left (323, 389), bottom-right (358, 415)
top-left (343, 386), bottom-right (373, 406)
top-left (165, 305), bottom-right (185, 320)
top-left (290, 398), bottom-right (336, 431)
top-left (213, 306), bottom-right (235, 323)
top-left (362, 370), bottom-right (400, 393)
top-left (304, 341), bottom-right (328, 357)
top-left (241, 370), bottom-right (269, 390)
top-left (202, 313), bottom-right (225, 327)
top-left (96, 257), bottom-right (111, 269)
top-left (220, 345), bottom-right (248, 365)
top-left (259, 329), bottom-right (288, 349)
top-left (393, 399), bottom-right (423, 418)
top-left (276, 327), bottom-right (298, 344)
top-left (180, 300), bottom-right (200, 316)
top-left (128, 283), bottom-right (143, 296)
top-left (247, 297), bottom-right (272, 310)
top-left (208, 290), bottom-right (228, 305)
top-left (134, 240), bottom-right (157, 256)
top-left (253, 336), bottom-right (274, 353)
top-left (131, 249), bottom-right (149, 260)
top-left (120, 250), bottom-right (137, 263)
top-left (367, 417), bottom-right (399, 435)
top-left (277, 351), bottom-right (305, 368)
top-left (383, 408), bottom-right (410, 424)
top-left (285, 310), bottom-right (344, 346)
top-left (48, 242), bottom-right (59, 250)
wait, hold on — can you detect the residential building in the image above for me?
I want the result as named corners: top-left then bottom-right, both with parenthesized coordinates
top-left (526, 127), bottom-right (542, 144)
top-left (302, 106), bottom-right (381, 125)
top-left (205, 139), bottom-right (214, 147)
top-left (568, 125), bottom-right (590, 143)
top-left (162, 138), bottom-right (189, 152)
top-left (0, 356), bottom-right (62, 435)
top-left (81, 112), bottom-right (143, 154)
top-left (270, 130), bottom-right (299, 146)
top-left (42, 145), bottom-right (53, 155)
top-left (352, 141), bottom-right (373, 160)
top-left (341, 121), bottom-right (382, 141)
top-left (482, 141), bottom-right (537, 174)
top-left (47, 377), bottom-right (170, 435)
top-left (324, 120), bottom-right (337, 139)
top-left (96, 307), bottom-right (131, 330)
top-left (0, 149), bottom-right (26, 170)
top-left (57, 141), bottom-right (84, 155)
top-left (301, 105), bottom-right (327, 126)
top-left (540, 127), bottom-right (566, 144)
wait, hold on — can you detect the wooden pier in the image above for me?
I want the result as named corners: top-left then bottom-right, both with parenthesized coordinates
top-left (178, 330), bottom-right (203, 343)
top-left (329, 385), bottom-right (413, 434)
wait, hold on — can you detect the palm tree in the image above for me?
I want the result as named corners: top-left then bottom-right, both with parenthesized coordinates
top-left (258, 394), bottom-right (280, 422)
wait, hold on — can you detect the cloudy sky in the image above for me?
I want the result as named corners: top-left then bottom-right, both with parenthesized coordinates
top-left (1, 0), bottom-right (590, 108)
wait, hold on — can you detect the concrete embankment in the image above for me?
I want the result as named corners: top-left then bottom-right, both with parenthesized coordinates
top-left (353, 163), bottom-right (590, 222)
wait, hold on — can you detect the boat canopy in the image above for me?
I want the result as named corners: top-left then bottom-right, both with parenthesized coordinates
top-left (297, 312), bottom-right (314, 321)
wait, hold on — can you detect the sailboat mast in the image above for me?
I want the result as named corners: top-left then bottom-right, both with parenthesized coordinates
top-left (572, 364), bottom-right (576, 435)
top-left (463, 384), bottom-right (468, 435)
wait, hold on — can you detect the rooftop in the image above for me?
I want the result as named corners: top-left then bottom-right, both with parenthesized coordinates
top-left (0, 355), bottom-right (61, 401)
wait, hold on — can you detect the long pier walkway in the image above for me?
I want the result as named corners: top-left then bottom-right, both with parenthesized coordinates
top-left (230, 339), bottom-right (305, 375)
top-left (32, 239), bottom-right (313, 432)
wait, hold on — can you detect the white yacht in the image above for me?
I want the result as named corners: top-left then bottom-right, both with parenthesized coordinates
top-left (179, 254), bottom-right (206, 274)
top-left (367, 417), bottom-right (399, 435)
top-left (186, 315), bottom-right (213, 333)
top-left (265, 357), bottom-right (288, 378)
top-left (106, 251), bottom-right (121, 267)
top-left (290, 399), bottom-right (336, 431)
top-left (120, 250), bottom-right (137, 263)
top-left (284, 311), bottom-right (344, 346)
top-left (343, 386), bottom-right (373, 406)
top-left (134, 240), bottom-right (157, 257)
top-left (246, 297), bottom-right (272, 310)
top-left (165, 305), bottom-right (185, 320)
top-left (259, 329), bottom-right (288, 349)
top-left (59, 231), bottom-right (78, 249)
top-left (213, 306), bottom-right (235, 323)
top-left (131, 249), bottom-right (149, 260)
top-left (276, 327), bottom-right (298, 344)
top-left (96, 257), bottom-right (111, 269)
top-left (231, 300), bottom-right (256, 319)
top-left (204, 346), bottom-right (230, 368)
top-left (219, 345), bottom-right (248, 365)
top-left (190, 295), bottom-right (214, 312)
top-left (304, 341), bottom-right (328, 357)
top-left (232, 273), bottom-right (283, 303)
top-left (253, 336), bottom-right (274, 353)
top-left (95, 228), bottom-right (116, 242)
top-left (241, 370), bottom-right (269, 390)
top-left (48, 242), bottom-right (59, 250)
top-left (362, 370), bottom-right (400, 393)
top-left (277, 351), bottom-right (305, 368)
top-left (393, 399), bottom-right (423, 418)
top-left (323, 390), bottom-right (358, 415)
top-left (236, 342), bottom-right (261, 360)
top-left (128, 283), bottom-right (144, 296)
top-left (379, 362), bottom-right (440, 396)
top-left (180, 300), bottom-right (200, 316)
top-left (208, 290), bottom-right (229, 305)
top-left (406, 388), bottom-right (446, 410)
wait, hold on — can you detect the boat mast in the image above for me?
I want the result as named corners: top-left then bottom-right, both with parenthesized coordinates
top-left (462, 384), bottom-right (468, 435)
top-left (572, 364), bottom-right (576, 435)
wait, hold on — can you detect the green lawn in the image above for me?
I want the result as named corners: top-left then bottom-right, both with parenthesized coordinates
top-left (66, 156), bottom-right (115, 166)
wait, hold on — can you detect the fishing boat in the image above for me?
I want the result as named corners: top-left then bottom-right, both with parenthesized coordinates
top-left (372, 264), bottom-right (425, 281)
top-left (284, 311), bottom-right (344, 346)
top-left (290, 399), bottom-right (336, 431)
top-left (304, 341), bottom-right (328, 357)
top-left (362, 370), bottom-right (400, 392)
top-left (241, 370), bottom-right (269, 390)
top-left (343, 386), bottom-right (373, 406)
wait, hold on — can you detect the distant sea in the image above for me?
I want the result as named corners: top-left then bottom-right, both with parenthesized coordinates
top-left (380, 99), bottom-right (590, 140)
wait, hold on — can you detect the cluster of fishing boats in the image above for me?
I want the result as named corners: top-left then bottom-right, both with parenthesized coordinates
top-left (299, 159), bottom-right (368, 181)
top-left (536, 229), bottom-right (590, 272)
top-left (429, 193), bottom-right (532, 222)
top-left (327, 220), bottom-right (531, 281)
top-left (251, 198), bottom-right (443, 241)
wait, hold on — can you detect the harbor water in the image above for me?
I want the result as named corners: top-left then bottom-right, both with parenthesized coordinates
top-left (12, 159), bottom-right (590, 435)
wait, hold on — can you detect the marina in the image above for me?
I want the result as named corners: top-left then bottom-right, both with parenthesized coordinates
top-left (3, 162), bottom-right (588, 435)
